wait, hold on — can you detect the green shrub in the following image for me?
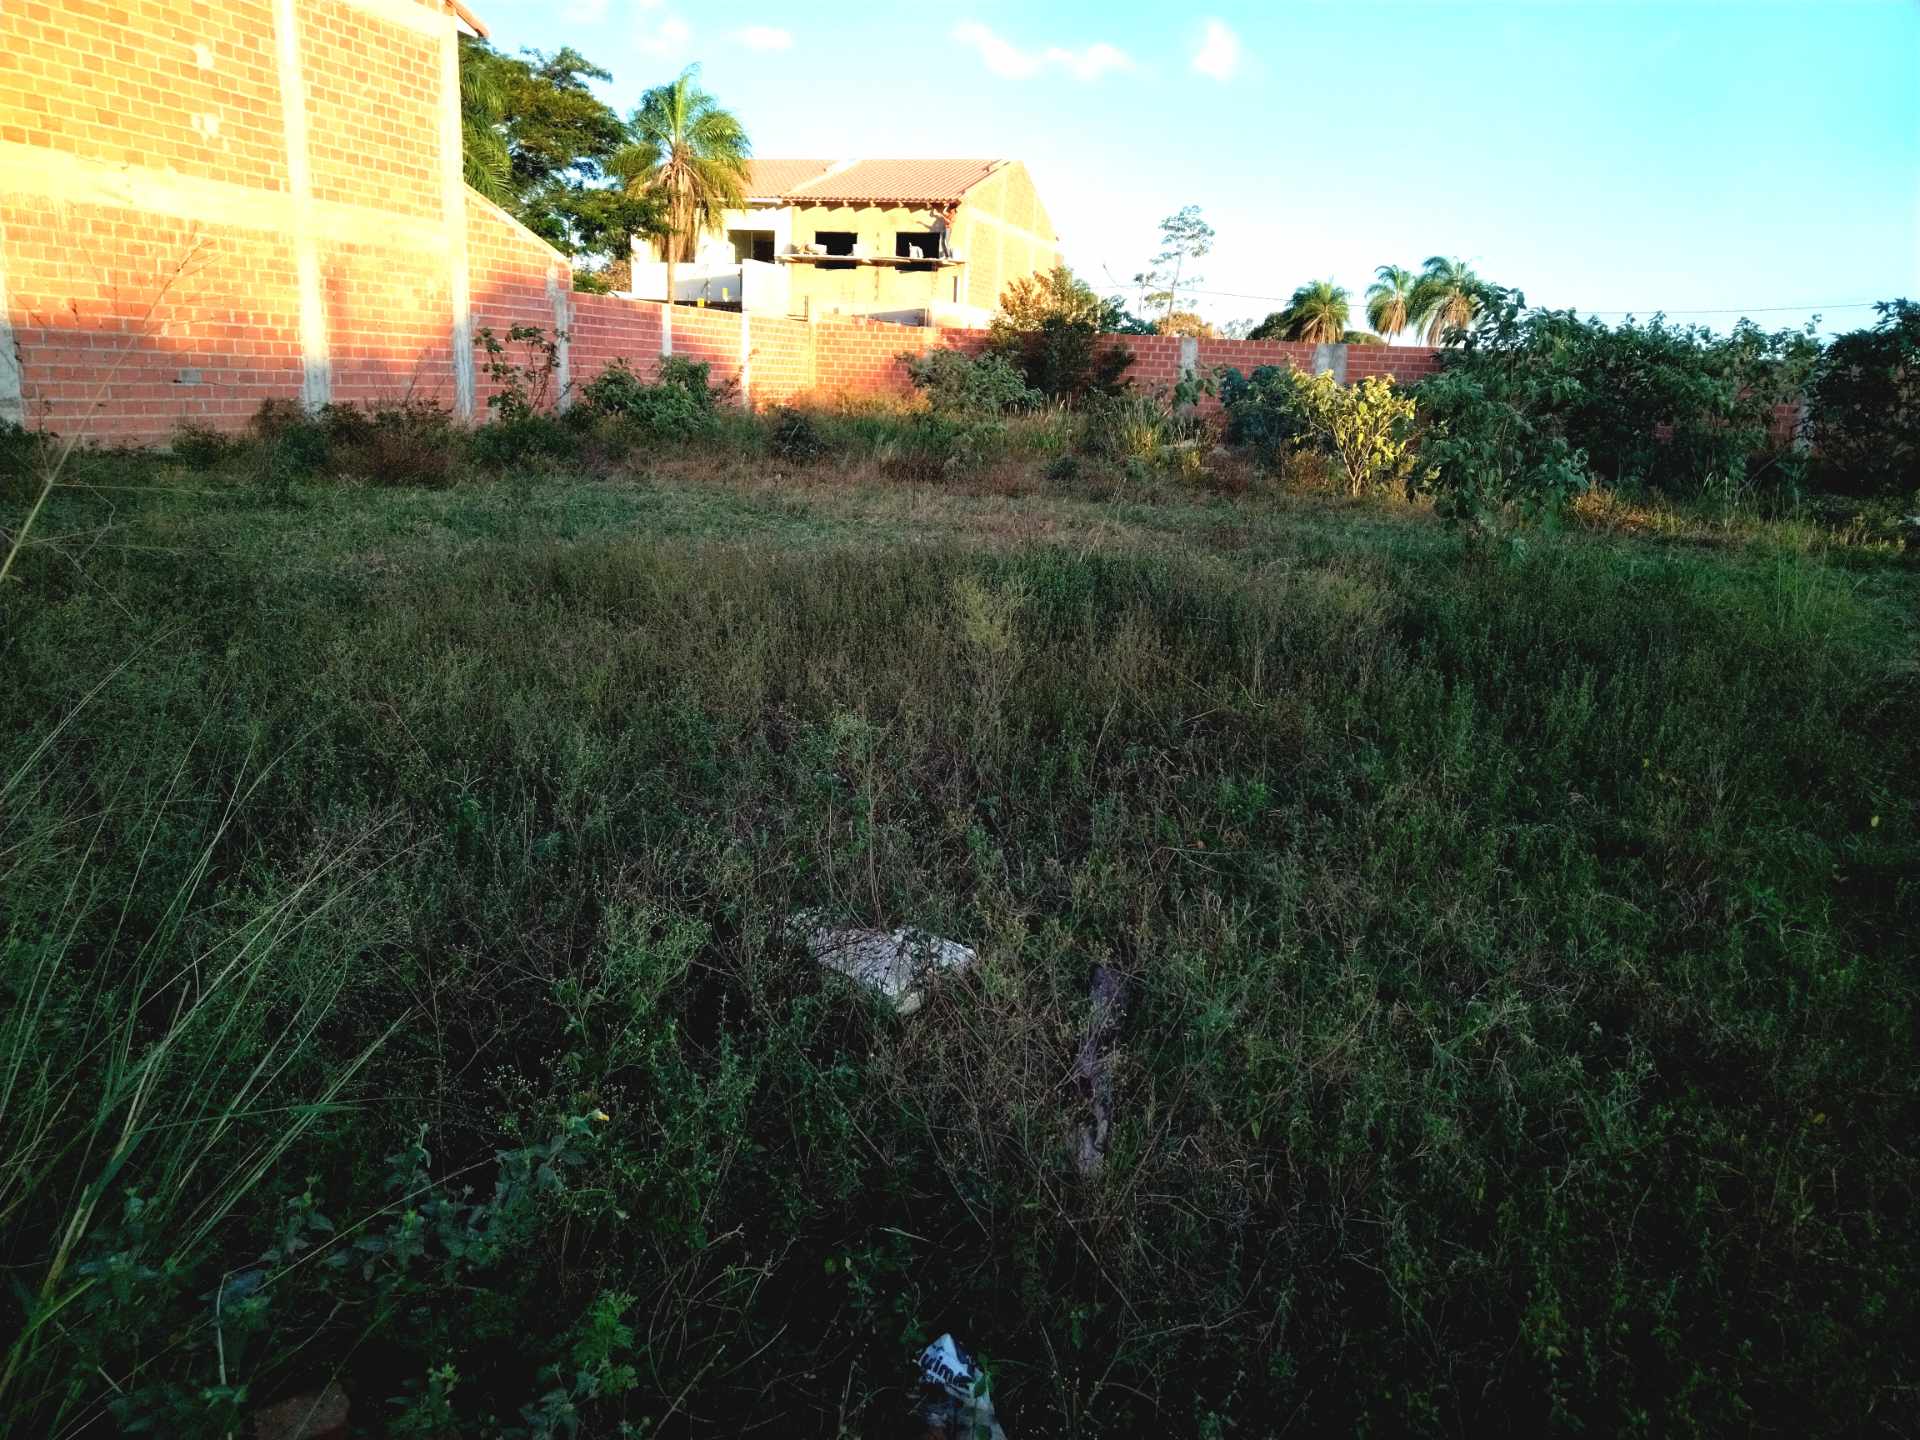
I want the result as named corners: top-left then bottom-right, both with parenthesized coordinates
top-left (902, 348), bottom-right (1041, 417)
top-left (1078, 389), bottom-right (1193, 465)
top-left (167, 420), bottom-right (233, 468)
top-left (249, 398), bottom-right (331, 477)
top-left (1219, 364), bottom-right (1313, 475)
top-left (1416, 297), bottom-right (1590, 543)
top-left (875, 413), bottom-right (999, 481)
top-left (1422, 290), bottom-right (1817, 505)
top-left (577, 357), bottom-right (720, 442)
top-left (1043, 451), bottom-right (1082, 484)
top-left (252, 397), bottom-right (455, 487)
top-left (1541, 312), bottom-right (1815, 498)
top-left (1806, 299), bottom-right (1919, 497)
top-left (768, 405), bottom-right (827, 464)
top-left (0, 421), bottom-right (49, 502)
top-left (986, 265), bottom-right (1135, 404)
top-left (656, 354), bottom-right (721, 406)
top-left (1293, 371), bottom-right (1419, 497)
top-left (469, 413), bottom-right (578, 471)
top-left (475, 323), bottom-right (565, 422)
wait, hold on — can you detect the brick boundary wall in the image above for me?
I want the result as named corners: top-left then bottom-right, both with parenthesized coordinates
top-left (0, 0), bottom-right (569, 445)
top-left (0, 0), bottom-right (1797, 447)
top-left (553, 307), bottom-right (1797, 445)
top-left (547, 301), bottom-right (1448, 415)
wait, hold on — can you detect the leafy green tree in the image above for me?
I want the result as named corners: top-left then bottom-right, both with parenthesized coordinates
top-left (997, 265), bottom-right (1133, 334)
top-left (1365, 264), bottom-right (1417, 343)
top-left (988, 265), bottom-right (1135, 402)
top-left (1408, 255), bottom-right (1482, 344)
top-left (1252, 281), bottom-right (1350, 343)
top-left (615, 67), bottom-right (751, 330)
top-left (458, 42), bottom-right (511, 204)
top-left (1540, 312), bottom-right (1817, 495)
top-left (1218, 365), bottom-right (1417, 493)
top-left (1155, 310), bottom-right (1219, 338)
top-left (1805, 299), bottom-right (1919, 496)
top-left (1414, 288), bottom-right (1589, 543)
top-left (1132, 206), bottom-right (1214, 326)
top-left (457, 39), bottom-right (655, 258)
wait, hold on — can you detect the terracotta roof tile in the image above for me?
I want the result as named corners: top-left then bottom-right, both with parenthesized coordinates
top-left (744, 159), bottom-right (839, 197)
top-left (446, 0), bottom-right (487, 37)
top-left (748, 159), bottom-right (1004, 205)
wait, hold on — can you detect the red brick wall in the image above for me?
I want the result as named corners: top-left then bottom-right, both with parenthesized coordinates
top-left (745, 311), bottom-right (815, 401)
top-left (570, 290), bottom-right (664, 387)
top-left (664, 305), bottom-right (744, 395)
top-left (326, 238), bottom-right (457, 408)
top-left (0, 0), bottom-right (565, 443)
top-left (2, 199), bottom-right (305, 435)
top-left (1343, 345), bottom-right (1443, 383)
top-left (0, 0), bottom-right (1457, 445)
top-left (1114, 334), bottom-right (1184, 391)
top-left (467, 195), bottom-right (567, 414)
top-left (301, 0), bottom-right (441, 220)
top-left (550, 304), bottom-right (1449, 412)
top-left (0, 0), bottom-right (287, 187)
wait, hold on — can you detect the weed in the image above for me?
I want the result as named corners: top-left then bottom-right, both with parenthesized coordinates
top-left (167, 420), bottom-right (233, 468)
top-left (0, 421), bottom-right (49, 504)
top-left (904, 348), bottom-right (1042, 417)
top-left (577, 357), bottom-right (720, 442)
top-left (769, 404), bottom-right (827, 465)
top-left (2, 443), bottom-right (1914, 1438)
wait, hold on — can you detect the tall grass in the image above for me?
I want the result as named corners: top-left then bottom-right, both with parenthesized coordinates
top-left (0, 721), bottom-right (399, 1434)
top-left (0, 461), bottom-right (1913, 1434)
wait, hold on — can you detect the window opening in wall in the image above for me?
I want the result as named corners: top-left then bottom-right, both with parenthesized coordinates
top-left (730, 229), bottom-right (776, 264)
top-left (814, 231), bottom-right (857, 256)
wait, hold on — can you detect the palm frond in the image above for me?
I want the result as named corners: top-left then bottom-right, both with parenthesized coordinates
top-left (1277, 280), bottom-right (1350, 344)
top-left (624, 67), bottom-right (752, 264)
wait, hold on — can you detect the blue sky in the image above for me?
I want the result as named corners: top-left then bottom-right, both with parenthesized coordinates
top-left (472, 0), bottom-right (1919, 336)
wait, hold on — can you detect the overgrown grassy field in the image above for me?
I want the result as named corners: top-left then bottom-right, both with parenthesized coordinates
top-left (3, 446), bottom-right (1915, 1436)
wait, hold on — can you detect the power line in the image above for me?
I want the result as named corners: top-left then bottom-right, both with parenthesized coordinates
top-left (1108, 277), bottom-right (1886, 317)
top-left (1575, 303), bottom-right (1881, 316)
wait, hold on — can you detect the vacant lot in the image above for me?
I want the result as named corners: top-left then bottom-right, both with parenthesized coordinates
top-left (3, 454), bottom-right (1915, 1436)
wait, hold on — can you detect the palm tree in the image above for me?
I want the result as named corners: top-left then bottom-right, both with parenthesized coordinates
top-left (458, 37), bottom-right (512, 205)
top-left (616, 67), bottom-right (750, 352)
top-left (1271, 280), bottom-right (1350, 344)
top-left (1364, 264), bottom-right (1416, 344)
top-left (1408, 255), bottom-right (1481, 344)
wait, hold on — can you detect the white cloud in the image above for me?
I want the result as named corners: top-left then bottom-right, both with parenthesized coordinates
top-left (635, 12), bottom-right (691, 58)
top-left (953, 22), bottom-right (1042, 78)
top-left (1191, 18), bottom-right (1242, 81)
top-left (733, 24), bottom-right (794, 51)
top-left (952, 23), bottom-right (1134, 82)
top-left (1042, 41), bottom-right (1133, 82)
top-left (562, 0), bottom-right (610, 21)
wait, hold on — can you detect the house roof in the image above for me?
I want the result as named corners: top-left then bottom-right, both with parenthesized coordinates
top-left (745, 159), bottom-right (839, 197)
top-left (446, 0), bottom-right (488, 37)
top-left (746, 159), bottom-right (1007, 206)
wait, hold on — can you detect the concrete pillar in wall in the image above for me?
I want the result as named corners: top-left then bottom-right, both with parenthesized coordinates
top-left (272, 0), bottom-right (330, 410)
top-left (1177, 336), bottom-right (1199, 411)
top-left (738, 307), bottom-right (752, 409)
top-left (0, 220), bottom-right (21, 426)
top-left (438, 18), bottom-right (474, 418)
top-left (547, 264), bottom-right (571, 410)
top-left (1311, 343), bottom-right (1348, 384)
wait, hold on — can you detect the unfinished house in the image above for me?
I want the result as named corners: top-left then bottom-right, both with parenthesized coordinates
top-left (630, 159), bottom-right (1060, 327)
